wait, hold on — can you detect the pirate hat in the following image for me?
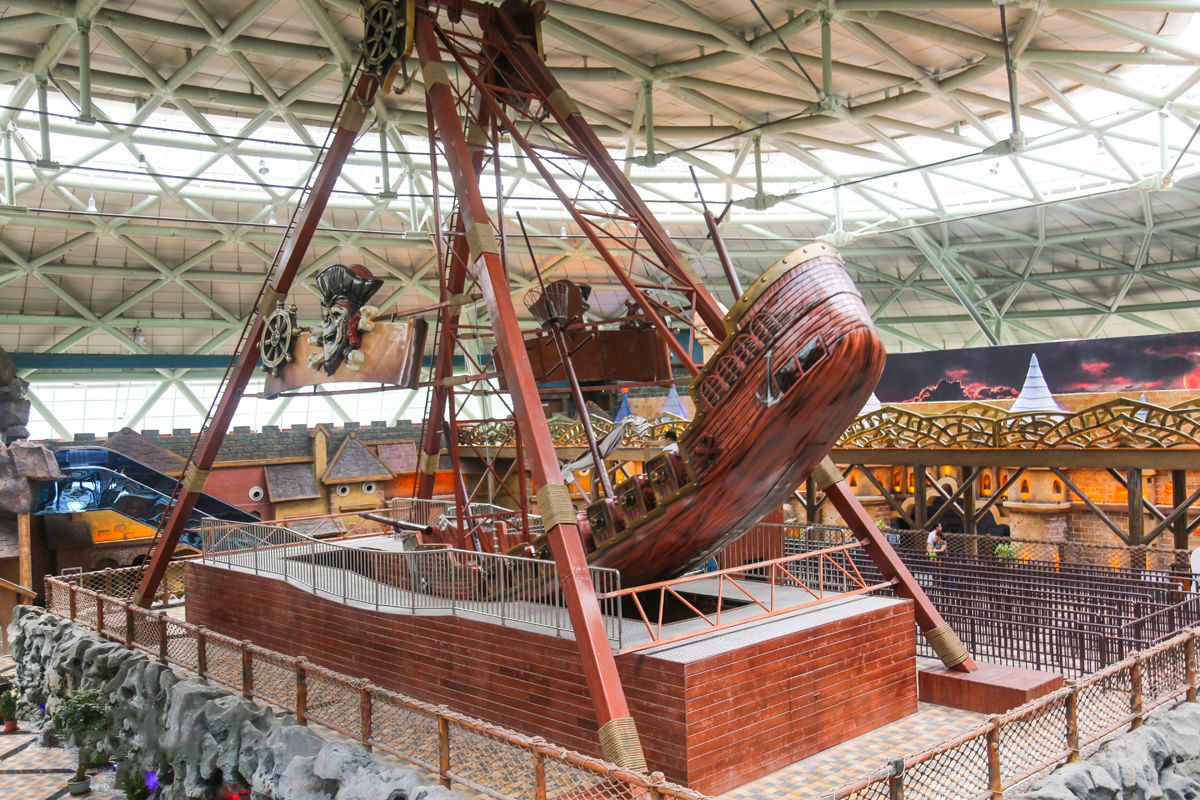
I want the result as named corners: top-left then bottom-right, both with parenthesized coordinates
top-left (315, 263), bottom-right (383, 308)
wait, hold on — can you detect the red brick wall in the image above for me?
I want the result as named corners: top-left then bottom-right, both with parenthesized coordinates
top-left (185, 563), bottom-right (916, 793)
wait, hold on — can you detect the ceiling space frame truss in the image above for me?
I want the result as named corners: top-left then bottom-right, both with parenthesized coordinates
top-left (0, 0), bottom-right (1194, 415)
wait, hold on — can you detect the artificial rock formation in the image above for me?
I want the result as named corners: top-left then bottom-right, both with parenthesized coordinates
top-left (0, 349), bottom-right (30, 443)
top-left (1011, 702), bottom-right (1200, 800)
top-left (10, 606), bottom-right (465, 800)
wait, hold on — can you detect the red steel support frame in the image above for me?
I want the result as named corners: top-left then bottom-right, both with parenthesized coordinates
top-left (414, 12), bottom-right (647, 771)
top-left (132, 74), bottom-right (380, 607)
top-left (815, 458), bottom-right (977, 672)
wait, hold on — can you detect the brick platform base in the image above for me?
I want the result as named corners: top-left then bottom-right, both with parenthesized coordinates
top-left (919, 661), bottom-right (1063, 714)
top-left (185, 563), bottom-right (917, 794)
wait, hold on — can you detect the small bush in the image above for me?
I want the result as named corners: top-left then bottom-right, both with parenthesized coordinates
top-left (118, 765), bottom-right (152, 800)
top-left (0, 688), bottom-right (17, 720)
top-left (50, 688), bottom-right (109, 782)
top-left (994, 542), bottom-right (1019, 561)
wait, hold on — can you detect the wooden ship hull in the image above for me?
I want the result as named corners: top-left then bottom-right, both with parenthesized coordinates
top-left (573, 242), bottom-right (886, 587)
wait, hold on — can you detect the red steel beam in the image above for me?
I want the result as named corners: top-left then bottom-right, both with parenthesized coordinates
top-left (485, 2), bottom-right (728, 342)
top-left (814, 459), bottom-right (978, 672)
top-left (132, 74), bottom-right (380, 607)
top-left (414, 12), bottom-right (647, 771)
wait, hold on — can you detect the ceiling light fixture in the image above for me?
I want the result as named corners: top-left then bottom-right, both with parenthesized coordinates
top-left (132, 324), bottom-right (146, 346)
top-left (86, 192), bottom-right (96, 212)
top-left (259, 159), bottom-right (269, 175)
top-left (267, 207), bottom-right (277, 225)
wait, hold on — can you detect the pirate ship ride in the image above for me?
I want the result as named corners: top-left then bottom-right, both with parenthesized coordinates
top-left (537, 244), bottom-right (884, 587)
top-left (134, 0), bottom-right (975, 776)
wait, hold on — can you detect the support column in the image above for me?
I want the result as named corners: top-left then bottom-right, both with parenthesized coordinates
top-left (415, 15), bottom-right (645, 771)
top-left (1172, 470), bottom-right (1190, 574)
top-left (963, 467), bottom-right (977, 555)
top-left (913, 465), bottom-right (927, 531)
top-left (814, 458), bottom-right (977, 673)
top-left (77, 22), bottom-right (95, 124)
top-left (1128, 468), bottom-right (1146, 571)
top-left (35, 75), bottom-right (54, 168)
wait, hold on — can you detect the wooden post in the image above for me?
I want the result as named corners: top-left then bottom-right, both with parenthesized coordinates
top-left (196, 628), bottom-right (208, 680)
top-left (1172, 470), bottom-right (1190, 573)
top-left (95, 593), bottom-right (104, 634)
top-left (887, 757), bottom-right (905, 800)
top-left (123, 602), bottom-right (133, 648)
top-left (646, 770), bottom-right (665, 800)
top-left (963, 467), bottom-right (977, 554)
top-left (438, 713), bottom-right (451, 788)
top-left (805, 478), bottom-right (818, 525)
top-left (16, 515), bottom-right (31, 595)
top-left (360, 681), bottom-right (372, 751)
top-left (914, 466), bottom-right (927, 531)
top-left (1131, 655), bottom-right (1144, 729)
top-left (68, 585), bottom-right (77, 621)
top-left (1065, 683), bottom-right (1080, 761)
top-left (1128, 468), bottom-right (1146, 572)
top-left (157, 613), bottom-right (169, 663)
top-left (1188, 632), bottom-right (1197, 704)
top-left (986, 717), bottom-right (1002, 800)
top-left (532, 738), bottom-right (548, 800)
top-left (241, 641), bottom-right (254, 700)
top-left (295, 658), bottom-right (308, 725)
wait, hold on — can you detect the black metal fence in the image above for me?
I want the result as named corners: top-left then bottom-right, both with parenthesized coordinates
top-left (723, 523), bottom-right (1200, 678)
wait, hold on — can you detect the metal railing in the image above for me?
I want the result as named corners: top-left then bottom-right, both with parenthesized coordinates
top-left (713, 523), bottom-right (1200, 678)
top-left (42, 573), bottom-right (704, 800)
top-left (389, 497), bottom-right (547, 540)
top-left (607, 541), bottom-right (891, 653)
top-left (198, 517), bottom-right (621, 646)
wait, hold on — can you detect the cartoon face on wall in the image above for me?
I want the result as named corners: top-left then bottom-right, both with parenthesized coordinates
top-left (307, 264), bottom-right (383, 375)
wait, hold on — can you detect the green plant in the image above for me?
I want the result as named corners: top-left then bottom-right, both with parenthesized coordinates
top-left (994, 542), bottom-right (1020, 561)
top-left (49, 689), bottom-right (109, 783)
top-left (0, 688), bottom-right (17, 721)
top-left (118, 764), bottom-right (151, 800)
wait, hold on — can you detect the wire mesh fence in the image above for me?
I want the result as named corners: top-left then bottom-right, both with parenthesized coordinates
top-left (42, 543), bottom-right (1200, 800)
top-left (42, 573), bottom-right (705, 800)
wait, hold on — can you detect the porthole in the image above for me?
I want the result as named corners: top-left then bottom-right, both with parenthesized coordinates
top-left (336, 484), bottom-right (350, 497)
top-left (362, 482), bottom-right (376, 495)
top-left (249, 485), bottom-right (265, 502)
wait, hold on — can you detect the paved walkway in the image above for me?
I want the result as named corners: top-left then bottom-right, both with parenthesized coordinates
top-left (0, 655), bottom-right (128, 800)
top-left (721, 699), bottom-right (986, 800)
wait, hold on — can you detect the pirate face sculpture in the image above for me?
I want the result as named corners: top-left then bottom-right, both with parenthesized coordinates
top-left (307, 264), bottom-right (383, 375)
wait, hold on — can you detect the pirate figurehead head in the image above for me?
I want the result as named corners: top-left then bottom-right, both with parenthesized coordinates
top-left (309, 263), bottom-right (383, 375)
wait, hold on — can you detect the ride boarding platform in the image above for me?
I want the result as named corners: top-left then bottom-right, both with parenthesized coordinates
top-left (188, 523), bottom-right (919, 793)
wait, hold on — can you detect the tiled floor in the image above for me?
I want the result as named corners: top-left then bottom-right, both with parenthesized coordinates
top-left (721, 701), bottom-right (986, 800)
top-left (0, 655), bottom-right (128, 800)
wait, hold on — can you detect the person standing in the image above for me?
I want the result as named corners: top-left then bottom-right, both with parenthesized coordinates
top-left (926, 523), bottom-right (947, 559)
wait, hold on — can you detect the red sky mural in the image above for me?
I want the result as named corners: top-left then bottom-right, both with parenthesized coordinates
top-left (875, 331), bottom-right (1200, 404)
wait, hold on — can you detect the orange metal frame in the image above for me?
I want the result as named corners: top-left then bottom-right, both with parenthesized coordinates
top-left (605, 542), bottom-right (894, 653)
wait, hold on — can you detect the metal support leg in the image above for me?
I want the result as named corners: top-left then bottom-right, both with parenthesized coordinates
top-left (132, 73), bottom-right (380, 606)
top-left (416, 15), bottom-right (646, 770)
top-left (814, 458), bottom-right (977, 673)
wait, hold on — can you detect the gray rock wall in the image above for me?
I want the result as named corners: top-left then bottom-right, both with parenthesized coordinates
top-left (9, 606), bottom-right (465, 800)
top-left (1011, 701), bottom-right (1200, 800)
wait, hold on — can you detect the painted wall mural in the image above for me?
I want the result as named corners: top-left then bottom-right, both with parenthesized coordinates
top-left (876, 331), bottom-right (1200, 404)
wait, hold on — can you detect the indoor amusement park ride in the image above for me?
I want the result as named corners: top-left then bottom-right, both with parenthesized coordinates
top-left (131, 0), bottom-right (976, 771)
